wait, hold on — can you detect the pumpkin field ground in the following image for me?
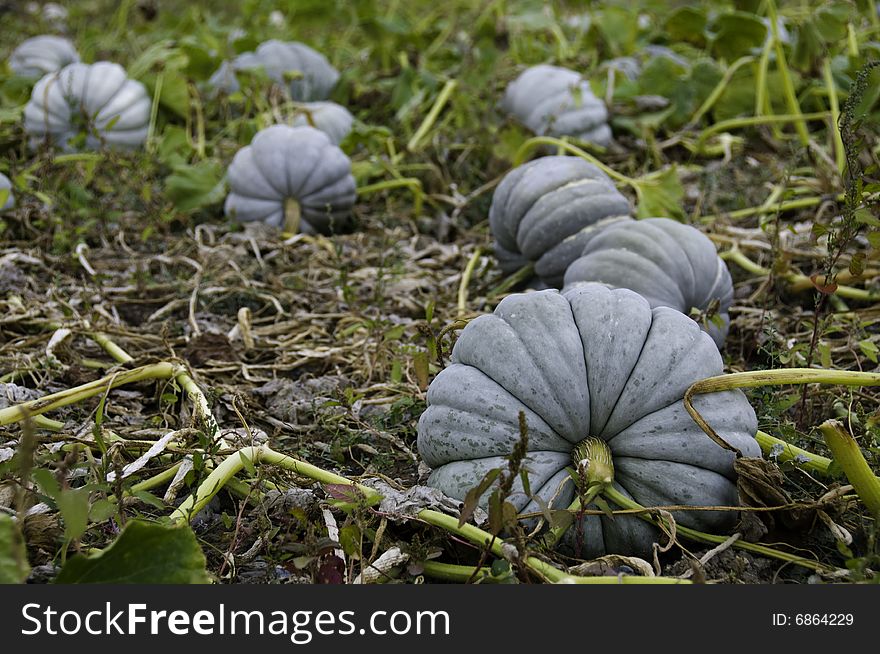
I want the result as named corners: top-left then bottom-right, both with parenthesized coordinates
top-left (1, 0), bottom-right (879, 585)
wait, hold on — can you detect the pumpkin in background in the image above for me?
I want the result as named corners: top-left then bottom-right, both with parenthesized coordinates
top-left (0, 172), bottom-right (14, 211)
top-left (563, 218), bottom-right (733, 347)
top-left (489, 156), bottom-right (632, 287)
top-left (209, 40), bottom-right (339, 101)
top-left (290, 101), bottom-right (354, 145)
top-left (23, 62), bottom-right (152, 151)
top-left (417, 285), bottom-right (759, 558)
top-left (9, 35), bottom-right (79, 78)
top-left (502, 64), bottom-right (612, 147)
top-left (224, 125), bottom-right (356, 234)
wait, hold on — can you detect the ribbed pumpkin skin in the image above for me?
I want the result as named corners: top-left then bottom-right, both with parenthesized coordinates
top-left (0, 172), bottom-right (14, 211)
top-left (9, 35), bottom-right (80, 78)
top-left (23, 62), bottom-right (151, 151)
top-left (224, 125), bottom-right (356, 234)
top-left (563, 218), bottom-right (733, 347)
top-left (209, 40), bottom-right (339, 101)
top-left (290, 102), bottom-right (354, 145)
top-left (502, 64), bottom-right (612, 147)
top-left (489, 156), bottom-right (632, 287)
top-left (417, 285), bottom-right (759, 558)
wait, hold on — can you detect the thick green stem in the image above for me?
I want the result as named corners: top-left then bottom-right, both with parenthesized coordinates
top-left (755, 430), bottom-right (831, 476)
top-left (700, 194), bottom-right (842, 222)
top-left (420, 561), bottom-right (496, 583)
top-left (417, 508), bottom-right (568, 583)
top-left (513, 137), bottom-right (631, 183)
top-left (822, 59), bottom-right (845, 174)
top-left (819, 420), bottom-right (880, 517)
top-left (407, 79), bottom-right (457, 152)
top-left (283, 197), bottom-right (302, 235)
top-left (690, 55), bottom-right (755, 126)
top-left (488, 262), bottom-right (535, 297)
top-left (357, 177), bottom-right (425, 215)
top-left (754, 36), bottom-right (773, 118)
top-left (767, 0), bottom-right (810, 145)
top-left (420, 560), bottom-right (688, 584)
top-left (170, 444), bottom-right (666, 583)
top-left (721, 248), bottom-right (880, 301)
top-left (168, 445), bottom-right (382, 524)
top-left (695, 112), bottom-right (830, 152)
top-left (684, 369), bottom-right (880, 455)
top-left (86, 330), bottom-right (134, 364)
top-left (0, 363), bottom-right (176, 426)
top-left (602, 487), bottom-right (832, 573)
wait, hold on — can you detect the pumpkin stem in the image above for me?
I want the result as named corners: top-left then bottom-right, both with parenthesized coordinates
top-left (284, 197), bottom-right (302, 234)
top-left (572, 437), bottom-right (614, 489)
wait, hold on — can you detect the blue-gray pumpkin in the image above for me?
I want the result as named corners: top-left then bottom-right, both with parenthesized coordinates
top-left (210, 40), bottom-right (339, 102)
top-left (224, 125), bottom-right (356, 234)
top-left (502, 64), bottom-right (612, 147)
top-left (9, 35), bottom-right (79, 78)
top-left (23, 62), bottom-right (151, 151)
top-left (563, 218), bottom-right (733, 347)
top-left (417, 285), bottom-right (759, 558)
top-left (489, 156), bottom-right (632, 287)
top-left (290, 101), bottom-right (354, 145)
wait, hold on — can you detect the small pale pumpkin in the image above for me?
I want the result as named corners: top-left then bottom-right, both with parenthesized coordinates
top-left (23, 62), bottom-right (152, 151)
top-left (9, 35), bottom-right (79, 78)
top-left (563, 217), bottom-right (733, 347)
top-left (502, 64), bottom-right (611, 147)
top-left (224, 124), bottom-right (356, 234)
top-left (417, 285), bottom-right (759, 558)
top-left (290, 101), bottom-right (354, 145)
top-left (489, 156), bottom-right (632, 287)
top-left (210, 40), bottom-right (339, 101)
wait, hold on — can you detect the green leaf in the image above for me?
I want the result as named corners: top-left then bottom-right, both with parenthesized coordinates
top-left (131, 490), bottom-right (167, 509)
top-left (338, 525), bottom-right (362, 559)
top-left (814, 3), bottom-right (850, 43)
top-left (665, 7), bottom-right (707, 46)
top-left (859, 339), bottom-right (879, 363)
top-left (164, 161), bottom-right (226, 212)
top-left (710, 11), bottom-right (768, 61)
top-left (55, 520), bottom-right (211, 584)
top-left (156, 125), bottom-right (192, 167)
top-left (594, 6), bottom-right (638, 57)
top-left (458, 468), bottom-right (500, 527)
top-left (32, 468), bottom-right (60, 500)
top-left (0, 514), bottom-right (30, 584)
top-left (792, 20), bottom-right (824, 70)
top-left (855, 208), bottom-right (880, 227)
top-left (633, 167), bottom-right (685, 220)
top-left (89, 499), bottom-right (117, 523)
top-left (56, 487), bottom-right (90, 542)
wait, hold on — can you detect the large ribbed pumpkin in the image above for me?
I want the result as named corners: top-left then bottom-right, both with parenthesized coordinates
top-left (502, 64), bottom-right (611, 147)
top-left (224, 125), bottom-right (356, 234)
top-left (563, 218), bottom-right (733, 347)
top-left (23, 62), bottom-right (151, 151)
top-left (417, 285), bottom-right (759, 558)
top-left (489, 156), bottom-right (632, 287)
